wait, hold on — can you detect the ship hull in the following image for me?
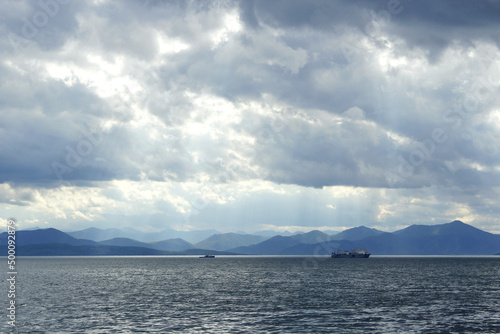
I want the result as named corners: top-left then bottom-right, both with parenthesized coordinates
top-left (331, 253), bottom-right (370, 258)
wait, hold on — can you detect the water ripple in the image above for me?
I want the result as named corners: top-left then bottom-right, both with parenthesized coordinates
top-left (1, 256), bottom-right (499, 333)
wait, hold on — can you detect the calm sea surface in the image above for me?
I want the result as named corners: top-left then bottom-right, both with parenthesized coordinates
top-left (2, 256), bottom-right (500, 333)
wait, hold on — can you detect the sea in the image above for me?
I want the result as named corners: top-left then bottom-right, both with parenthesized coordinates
top-left (2, 256), bottom-right (500, 333)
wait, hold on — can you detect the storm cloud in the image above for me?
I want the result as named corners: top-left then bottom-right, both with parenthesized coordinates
top-left (1, 0), bottom-right (499, 233)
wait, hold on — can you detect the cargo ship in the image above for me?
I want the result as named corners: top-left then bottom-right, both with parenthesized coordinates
top-left (331, 249), bottom-right (370, 258)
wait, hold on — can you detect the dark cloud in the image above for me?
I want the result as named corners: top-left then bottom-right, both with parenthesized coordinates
top-left (0, 0), bottom-right (82, 53)
top-left (0, 0), bottom-right (499, 231)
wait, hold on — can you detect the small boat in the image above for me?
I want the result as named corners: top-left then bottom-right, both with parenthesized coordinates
top-left (199, 254), bottom-right (215, 258)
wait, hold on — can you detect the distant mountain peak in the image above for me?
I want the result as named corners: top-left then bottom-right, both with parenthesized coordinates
top-left (449, 220), bottom-right (465, 225)
top-left (290, 230), bottom-right (330, 244)
top-left (332, 226), bottom-right (384, 241)
top-left (0, 228), bottom-right (97, 247)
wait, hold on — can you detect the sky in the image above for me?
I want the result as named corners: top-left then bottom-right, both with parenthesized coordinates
top-left (1, 0), bottom-right (500, 234)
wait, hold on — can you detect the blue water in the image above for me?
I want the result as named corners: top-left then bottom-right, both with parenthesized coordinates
top-left (2, 256), bottom-right (500, 333)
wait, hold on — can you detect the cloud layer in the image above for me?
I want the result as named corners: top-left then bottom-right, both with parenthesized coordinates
top-left (1, 0), bottom-right (499, 233)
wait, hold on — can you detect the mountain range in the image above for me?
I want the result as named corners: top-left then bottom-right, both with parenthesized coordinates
top-left (1, 221), bottom-right (499, 256)
top-left (66, 227), bottom-right (219, 244)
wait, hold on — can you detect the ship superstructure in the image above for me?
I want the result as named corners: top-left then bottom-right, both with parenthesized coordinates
top-left (331, 249), bottom-right (370, 258)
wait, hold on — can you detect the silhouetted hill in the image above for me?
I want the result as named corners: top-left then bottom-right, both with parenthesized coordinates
top-left (229, 235), bottom-right (300, 254)
top-left (68, 227), bottom-right (219, 243)
top-left (195, 233), bottom-right (267, 251)
top-left (331, 226), bottom-right (384, 241)
top-left (5, 221), bottom-right (498, 255)
top-left (10, 243), bottom-right (171, 256)
top-left (230, 221), bottom-right (500, 255)
top-left (290, 230), bottom-right (330, 244)
top-left (253, 230), bottom-right (295, 237)
top-left (151, 238), bottom-right (193, 251)
top-left (120, 227), bottom-right (219, 244)
top-left (0, 228), bottom-right (206, 255)
top-left (279, 240), bottom-right (342, 255)
top-left (1, 242), bottom-right (239, 256)
top-left (98, 238), bottom-right (154, 249)
top-left (313, 221), bottom-right (500, 255)
top-left (394, 220), bottom-right (485, 238)
top-left (0, 228), bottom-right (97, 246)
top-left (67, 228), bottom-right (128, 242)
